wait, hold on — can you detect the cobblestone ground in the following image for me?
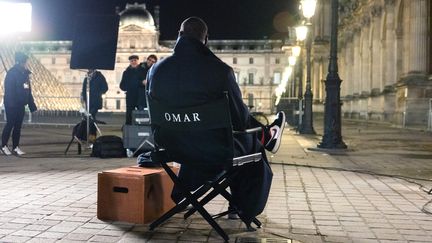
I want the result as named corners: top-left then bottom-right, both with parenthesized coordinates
top-left (0, 120), bottom-right (431, 242)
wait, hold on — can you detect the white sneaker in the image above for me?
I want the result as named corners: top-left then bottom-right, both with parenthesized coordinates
top-left (13, 147), bottom-right (26, 156)
top-left (1, 146), bottom-right (12, 156)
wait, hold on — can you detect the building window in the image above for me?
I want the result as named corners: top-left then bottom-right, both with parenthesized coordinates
top-left (248, 73), bottom-right (254, 85)
top-left (273, 72), bottom-right (281, 84)
top-left (249, 58), bottom-right (254, 64)
top-left (130, 39), bottom-right (136, 49)
top-left (275, 58), bottom-right (280, 64)
top-left (233, 57), bottom-right (237, 64)
top-left (247, 93), bottom-right (254, 108)
top-left (116, 100), bottom-right (121, 110)
top-left (51, 57), bottom-right (56, 65)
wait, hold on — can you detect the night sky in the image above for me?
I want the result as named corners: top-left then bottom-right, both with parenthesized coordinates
top-left (24, 0), bottom-right (299, 41)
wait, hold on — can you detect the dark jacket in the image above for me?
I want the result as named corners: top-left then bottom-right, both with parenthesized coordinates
top-left (148, 36), bottom-right (250, 166)
top-left (3, 64), bottom-right (37, 112)
top-left (148, 36), bottom-right (271, 224)
top-left (119, 65), bottom-right (147, 108)
top-left (81, 71), bottom-right (108, 111)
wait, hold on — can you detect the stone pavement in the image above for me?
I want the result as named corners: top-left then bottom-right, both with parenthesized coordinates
top-left (0, 120), bottom-right (432, 242)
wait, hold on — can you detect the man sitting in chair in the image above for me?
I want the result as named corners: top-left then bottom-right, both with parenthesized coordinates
top-left (147, 17), bottom-right (285, 221)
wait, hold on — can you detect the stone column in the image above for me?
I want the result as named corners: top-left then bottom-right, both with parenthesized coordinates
top-left (408, 0), bottom-right (429, 74)
top-left (313, 57), bottom-right (321, 101)
top-left (352, 27), bottom-right (361, 97)
top-left (371, 4), bottom-right (383, 95)
top-left (360, 14), bottom-right (371, 96)
top-left (339, 46), bottom-right (347, 97)
top-left (384, 0), bottom-right (397, 89)
top-left (345, 32), bottom-right (354, 98)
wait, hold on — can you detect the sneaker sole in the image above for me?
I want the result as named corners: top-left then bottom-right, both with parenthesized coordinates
top-left (271, 111), bottom-right (286, 153)
top-left (1, 150), bottom-right (12, 156)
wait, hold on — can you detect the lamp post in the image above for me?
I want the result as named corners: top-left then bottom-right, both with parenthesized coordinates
top-left (294, 26), bottom-right (307, 130)
top-left (288, 55), bottom-right (297, 97)
top-left (318, 0), bottom-right (347, 149)
top-left (292, 45), bottom-right (302, 98)
top-left (299, 0), bottom-right (316, 134)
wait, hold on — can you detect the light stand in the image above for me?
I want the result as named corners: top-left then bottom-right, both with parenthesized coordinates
top-left (318, 0), bottom-right (347, 149)
top-left (84, 70), bottom-right (102, 147)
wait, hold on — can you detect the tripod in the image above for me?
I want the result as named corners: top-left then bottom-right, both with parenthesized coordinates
top-left (65, 70), bottom-right (103, 155)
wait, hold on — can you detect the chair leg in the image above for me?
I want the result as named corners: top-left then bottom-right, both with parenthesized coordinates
top-left (188, 196), bottom-right (229, 242)
top-left (77, 143), bottom-right (81, 155)
top-left (183, 176), bottom-right (232, 219)
top-left (155, 162), bottom-right (230, 242)
top-left (64, 137), bottom-right (74, 155)
top-left (149, 199), bottom-right (190, 230)
top-left (219, 189), bottom-right (261, 229)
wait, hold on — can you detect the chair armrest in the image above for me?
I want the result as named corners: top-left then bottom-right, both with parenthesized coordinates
top-left (233, 152), bottom-right (262, 166)
top-left (233, 127), bottom-right (262, 135)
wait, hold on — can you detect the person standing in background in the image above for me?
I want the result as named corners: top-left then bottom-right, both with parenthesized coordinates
top-left (120, 54), bottom-right (157, 125)
top-left (81, 69), bottom-right (108, 121)
top-left (138, 54), bottom-right (157, 108)
top-left (1, 52), bottom-right (37, 156)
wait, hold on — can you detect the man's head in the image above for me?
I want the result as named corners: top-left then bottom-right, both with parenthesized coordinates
top-left (178, 17), bottom-right (208, 44)
top-left (146, 55), bottom-right (157, 68)
top-left (128, 55), bottom-right (139, 68)
top-left (15, 52), bottom-right (28, 67)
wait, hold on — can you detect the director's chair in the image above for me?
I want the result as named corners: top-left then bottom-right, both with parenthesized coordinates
top-left (147, 93), bottom-right (263, 242)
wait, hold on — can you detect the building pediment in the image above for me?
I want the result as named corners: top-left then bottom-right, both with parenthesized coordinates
top-left (120, 24), bottom-right (144, 32)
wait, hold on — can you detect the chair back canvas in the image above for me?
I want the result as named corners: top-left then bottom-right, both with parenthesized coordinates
top-left (147, 93), bottom-right (234, 166)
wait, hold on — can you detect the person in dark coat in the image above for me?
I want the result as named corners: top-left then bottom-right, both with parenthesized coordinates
top-left (147, 17), bottom-right (285, 224)
top-left (1, 52), bottom-right (37, 156)
top-left (81, 69), bottom-right (108, 120)
top-left (120, 55), bottom-right (156, 125)
top-left (138, 54), bottom-right (157, 107)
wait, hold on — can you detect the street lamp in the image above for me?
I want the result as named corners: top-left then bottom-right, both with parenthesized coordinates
top-left (292, 45), bottom-right (301, 57)
top-left (318, 0), bottom-right (347, 148)
top-left (299, 0), bottom-right (317, 134)
top-left (300, 0), bottom-right (318, 19)
top-left (295, 25), bottom-right (308, 42)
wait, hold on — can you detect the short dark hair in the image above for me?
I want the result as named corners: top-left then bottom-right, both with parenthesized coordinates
top-left (15, 52), bottom-right (28, 64)
top-left (179, 17), bottom-right (208, 43)
top-left (147, 54), bottom-right (157, 62)
top-left (128, 55), bottom-right (139, 60)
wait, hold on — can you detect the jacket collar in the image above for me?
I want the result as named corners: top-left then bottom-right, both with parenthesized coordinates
top-left (173, 36), bottom-right (213, 57)
top-left (14, 64), bottom-right (31, 75)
